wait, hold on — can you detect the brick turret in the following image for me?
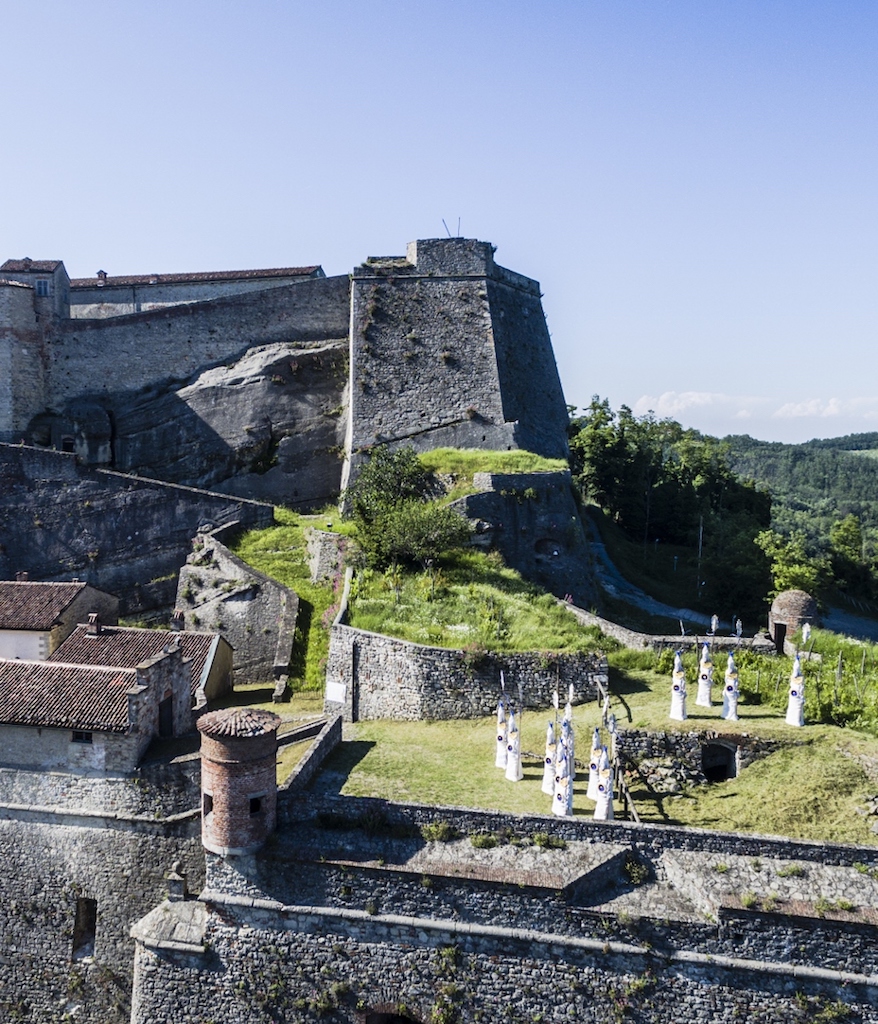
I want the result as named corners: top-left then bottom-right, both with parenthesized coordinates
top-left (197, 707), bottom-right (281, 856)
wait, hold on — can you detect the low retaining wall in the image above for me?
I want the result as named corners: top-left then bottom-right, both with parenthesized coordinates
top-left (324, 621), bottom-right (607, 721)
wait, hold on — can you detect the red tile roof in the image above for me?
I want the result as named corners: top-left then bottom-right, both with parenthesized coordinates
top-left (0, 259), bottom-right (63, 272)
top-left (198, 707), bottom-right (280, 738)
top-left (69, 266), bottom-right (321, 288)
top-left (0, 582), bottom-right (89, 631)
top-left (0, 660), bottom-right (133, 732)
top-left (51, 625), bottom-right (217, 694)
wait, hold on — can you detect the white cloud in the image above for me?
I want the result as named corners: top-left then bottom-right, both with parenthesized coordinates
top-left (633, 391), bottom-right (764, 420)
top-left (772, 396), bottom-right (878, 420)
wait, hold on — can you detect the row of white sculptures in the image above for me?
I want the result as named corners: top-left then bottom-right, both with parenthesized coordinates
top-left (494, 689), bottom-right (614, 820)
top-left (670, 645), bottom-right (805, 727)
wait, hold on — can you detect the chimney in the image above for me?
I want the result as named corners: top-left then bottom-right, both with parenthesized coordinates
top-left (166, 862), bottom-right (188, 903)
top-left (86, 612), bottom-right (101, 636)
top-left (15, 571), bottom-right (28, 582)
top-left (96, 270), bottom-right (107, 287)
top-left (170, 609), bottom-right (185, 632)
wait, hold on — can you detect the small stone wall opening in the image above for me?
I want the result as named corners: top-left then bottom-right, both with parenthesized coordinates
top-left (72, 897), bottom-right (97, 959)
top-left (701, 742), bottom-right (737, 782)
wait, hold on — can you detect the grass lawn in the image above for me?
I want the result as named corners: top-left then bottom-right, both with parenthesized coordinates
top-left (418, 447), bottom-right (568, 501)
top-left (317, 661), bottom-right (878, 845)
top-left (350, 550), bottom-right (611, 653)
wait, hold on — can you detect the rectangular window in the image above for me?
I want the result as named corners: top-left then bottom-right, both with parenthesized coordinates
top-left (249, 796), bottom-right (262, 815)
top-left (203, 792), bottom-right (213, 815)
top-left (72, 897), bottom-right (97, 959)
top-left (72, 731), bottom-right (93, 744)
top-left (35, 279), bottom-right (49, 297)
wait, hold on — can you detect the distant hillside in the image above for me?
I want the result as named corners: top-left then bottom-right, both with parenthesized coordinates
top-left (725, 433), bottom-right (878, 531)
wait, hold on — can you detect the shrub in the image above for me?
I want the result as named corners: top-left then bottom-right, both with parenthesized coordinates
top-left (421, 820), bottom-right (459, 843)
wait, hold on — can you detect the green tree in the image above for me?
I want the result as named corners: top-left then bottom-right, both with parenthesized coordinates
top-left (345, 446), bottom-right (470, 570)
top-left (755, 530), bottom-right (830, 597)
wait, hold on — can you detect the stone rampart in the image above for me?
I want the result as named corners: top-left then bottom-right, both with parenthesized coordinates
top-left (0, 443), bottom-right (273, 611)
top-left (324, 620), bottom-right (606, 721)
top-left (0, 817), bottom-right (203, 1024)
top-left (48, 274), bottom-right (350, 405)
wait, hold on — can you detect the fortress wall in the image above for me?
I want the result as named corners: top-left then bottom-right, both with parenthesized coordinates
top-left (0, 444), bottom-right (273, 610)
top-left (0, 283), bottom-right (43, 440)
top-left (69, 271), bottom-right (322, 318)
top-left (348, 267), bottom-right (512, 458)
top-left (130, 900), bottom-right (878, 1023)
top-left (0, 760), bottom-right (200, 819)
top-left (283, 793), bottom-right (878, 870)
top-left (48, 274), bottom-right (350, 406)
top-left (0, 815), bottom-right (202, 1024)
top-left (324, 621), bottom-right (604, 721)
top-left (176, 529), bottom-right (298, 684)
top-left (487, 272), bottom-right (570, 459)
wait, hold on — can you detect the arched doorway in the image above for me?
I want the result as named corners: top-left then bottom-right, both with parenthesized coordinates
top-left (701, 742), bottom-right (737, 782)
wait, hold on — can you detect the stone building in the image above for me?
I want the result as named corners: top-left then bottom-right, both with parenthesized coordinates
top-left (50, 614), bottom-right (234, 705)
top-left (0, 578), bottom-right (119, 659)
top-left (1, 238), bottom-right (569, 509)
top-left (0, 643), bottom-right (193, 771)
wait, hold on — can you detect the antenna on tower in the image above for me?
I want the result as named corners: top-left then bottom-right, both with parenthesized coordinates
top-left (457, 217), bottom-right (461, 237)
top-left (442, 219), bottom-right (452, 238)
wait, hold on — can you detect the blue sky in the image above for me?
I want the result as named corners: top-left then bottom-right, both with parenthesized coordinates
top-left (2, 1), bottom-right (876, 444)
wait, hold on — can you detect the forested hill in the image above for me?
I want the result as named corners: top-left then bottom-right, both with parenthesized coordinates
top-left (725, 433), bottom-right (878, 525)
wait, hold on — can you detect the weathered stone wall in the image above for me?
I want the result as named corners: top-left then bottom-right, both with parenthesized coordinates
top-left (131, 903), bottom-right (878, 1024)
top-left (69, 268), bottom-right (323, 318)
top-left (0, 443), bottom-right (273, 611)
top-left (175, 526), bottom-right (297, 684)
top-left (47, 275), bottom-right (350, 406)
top-left (0, 758), bottom-right (200, 820)
top-left (0, 282), bottom-right (43, 440)
top-left (325, 621), bottom-right (606, 721)
top-left (615, 727), bottom-right (781, 782)
top-left (343, 239), bottom-right (569, 489)
top-left (0, 798), bottom-right (202, 1024)
top-left (458, 470), bottom-right (596, 604)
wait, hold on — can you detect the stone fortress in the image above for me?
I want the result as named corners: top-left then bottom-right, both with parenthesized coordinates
top-left (0, 239), bottom-right (877, 1022)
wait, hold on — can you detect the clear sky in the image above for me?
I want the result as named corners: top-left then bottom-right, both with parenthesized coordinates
top-left (2, 1), bottom-right (876, 444)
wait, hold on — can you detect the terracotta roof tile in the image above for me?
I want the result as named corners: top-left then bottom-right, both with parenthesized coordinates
top-left (51, 625), bottom-right (217, 694)
top-left (69, 266), bottom-right (321, 288)
top-left (0, 582), bottom-right (88, 631)
top-left (0, 259), bottom-right (63, 273)
top-left (198, 707), bottom-right (280, 738)
top-left (0, 659), bottom-right (133, 732)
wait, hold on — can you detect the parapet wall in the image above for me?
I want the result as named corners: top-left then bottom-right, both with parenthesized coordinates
top-left (48, 274), bottom-right (350, 406)
top-left (325, 620), bottom-right (606, 721)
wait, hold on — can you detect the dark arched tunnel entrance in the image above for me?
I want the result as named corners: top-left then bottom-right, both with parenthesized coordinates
top-left (701, 742), bottom-right (737, 782)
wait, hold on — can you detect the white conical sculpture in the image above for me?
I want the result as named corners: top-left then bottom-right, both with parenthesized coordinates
top-left (696, 643), bottom-right (713, 707)
top-left (541, 721), bottom-right (557, 795)
top-left (552, 747), bottom-right (572, 816)
top-left (670, 651), bottom-right (687, 721)
top-left (587, 728), bottom-right (601, 801)
top-left (593, 748), bottom-right (614, 821)
top-left (564, 715), bottom-right (576, 781)
top-left (505, 711), bottom-right (523, 782)
top-left (786, 655), bottom-right (805, 727)
top-left (802, 622), bottom-right (812, 643)
top-left (495, 699), bottom-right (508, 768)
top-left (721, 653), bottom-right (739, 721)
